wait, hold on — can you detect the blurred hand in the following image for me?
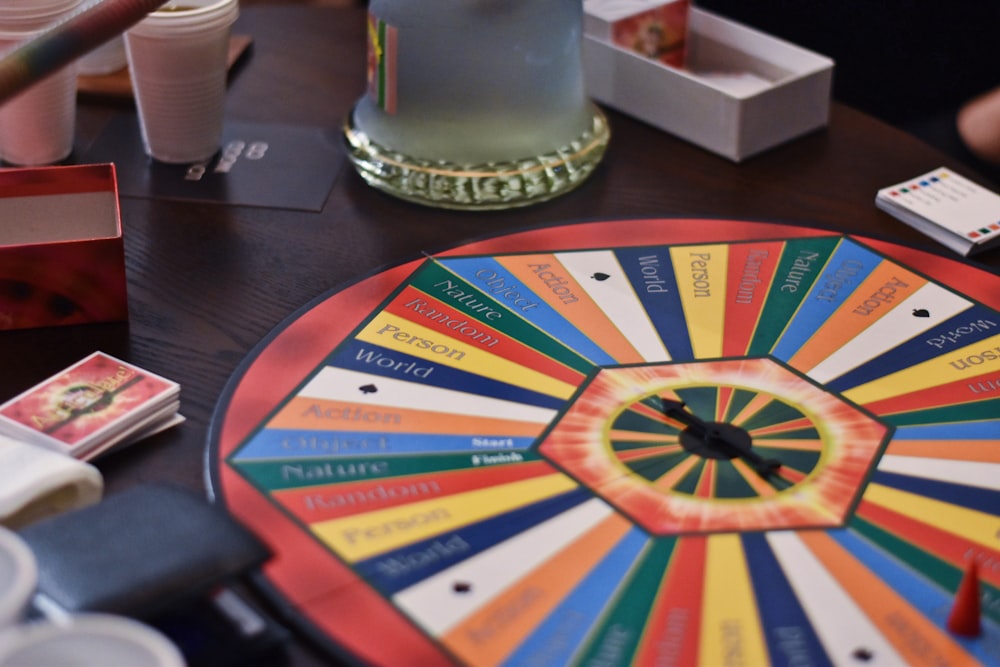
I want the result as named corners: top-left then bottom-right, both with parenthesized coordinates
top-left (958, 85), bottom-right (1000, 164)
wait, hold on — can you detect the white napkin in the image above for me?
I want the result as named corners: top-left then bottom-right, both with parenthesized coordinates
top-left (0, 435), bottom-right (103, 529)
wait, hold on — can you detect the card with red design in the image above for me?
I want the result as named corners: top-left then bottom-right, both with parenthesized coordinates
top-left (585, 0), bottom-right (690, 68)
top-left (611, 0), bottom-right (689, 67)
top-left (0, 352), bottom-right (183, 460)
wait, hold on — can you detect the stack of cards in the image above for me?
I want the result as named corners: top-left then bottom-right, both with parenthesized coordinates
top-left (585, 0), bottom-right (690, 68)
top-left (0, 352), bottom-right (183, 461)
top-left (875, 166), bottom-right (1000, 257)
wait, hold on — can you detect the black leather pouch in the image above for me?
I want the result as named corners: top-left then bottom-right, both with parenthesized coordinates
top-left (18, 483), bottom-right (270, 618)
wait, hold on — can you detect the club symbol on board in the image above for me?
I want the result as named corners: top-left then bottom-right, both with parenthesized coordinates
top-left (912, 308), bottom-right (930, 318)
top-left (591, 272), bottom-right (611, 282)
top-left (359, 384), bottom-right (378, 395)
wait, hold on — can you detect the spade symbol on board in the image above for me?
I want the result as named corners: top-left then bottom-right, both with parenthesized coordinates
top-left (359, 384), bottom-right (378, 395)
top-left (592, 272), bottom-right (611, 282)
top-left (852, 648), bottom-right (874, 662)
top-left (912, 308), bottom-right (930, 318)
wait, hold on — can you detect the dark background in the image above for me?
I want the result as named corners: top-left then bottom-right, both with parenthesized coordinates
top-left (695, 0), bottom-right (1000, 184)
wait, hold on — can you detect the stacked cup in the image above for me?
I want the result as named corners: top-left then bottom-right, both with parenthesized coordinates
top-left (0, 613), bottom-right (185, 667)
top-left (78, 35), bottom-right (128, 76)
top-left (0, 527), bottom-right (35, 631)
top-left (125, 0), bottom-right (239, 164)
top-left (0, 526), bottom-right (184, 666)
top-left (0, 0), bottom-right (84, 166)
top-left (77, 0), bottom-right (127, 77)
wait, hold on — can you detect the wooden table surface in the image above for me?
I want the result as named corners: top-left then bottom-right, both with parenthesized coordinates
top-left (4, 5), bottom-right (999, 665)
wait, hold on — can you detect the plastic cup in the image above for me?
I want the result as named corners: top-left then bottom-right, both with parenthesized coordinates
top-left (78, 35), bottom-right (127, 76)
top-left (0, 0), bottom-right (83, 166)
top-left (0, 527), bottom-right (36, 631)
top-left (0, 614), bottom-right (185, 667)
top-left (0, 0), bottom-right (82, 32)
top-left (124, 0), bottom-right (239, 164)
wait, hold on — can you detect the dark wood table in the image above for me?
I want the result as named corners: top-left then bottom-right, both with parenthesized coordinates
top-left (4, 5), bottom-right (999, 665)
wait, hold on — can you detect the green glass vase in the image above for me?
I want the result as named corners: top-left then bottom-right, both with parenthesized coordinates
top-left (344, 0), bottom-right (609, 210)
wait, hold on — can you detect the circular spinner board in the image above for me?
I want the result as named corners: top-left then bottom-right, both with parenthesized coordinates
top-left (209, 218), bottom-right (1000, 666)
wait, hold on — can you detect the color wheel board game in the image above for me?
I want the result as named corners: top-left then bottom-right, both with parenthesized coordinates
top-left (208, 218), bottom-right (1000, 666)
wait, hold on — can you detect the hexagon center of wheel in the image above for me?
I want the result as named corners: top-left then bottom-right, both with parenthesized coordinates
top-left (535, 358), bottom-right (891, 536)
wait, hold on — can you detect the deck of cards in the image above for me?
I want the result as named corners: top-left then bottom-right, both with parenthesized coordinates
top-left (875, 166), bottom-right (1000, 257)
top-left (0, 352), bottom-right (183, 461)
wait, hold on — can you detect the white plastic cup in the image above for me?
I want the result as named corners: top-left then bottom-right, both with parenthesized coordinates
top-left (78, 35), bottom-right (127, 76)
top-left (78, 0), bottom-right (127, 76)
top-left (0, 527), bottom-right (36, 631)
top-left (0, 614), bottom-right (185, 666)
top-left (0, 0), bottom-right (84, 166)
top-left (0, 0), bottom-right (82, 33)
top-left (124, 0), bottom-right (239, 164)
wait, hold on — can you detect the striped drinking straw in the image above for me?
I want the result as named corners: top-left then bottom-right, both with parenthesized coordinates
top-left (0, 0), bottom-right (170, 103)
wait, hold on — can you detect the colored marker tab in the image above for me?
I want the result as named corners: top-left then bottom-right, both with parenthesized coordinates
top-left (946, 559), bottom-right (981, 637)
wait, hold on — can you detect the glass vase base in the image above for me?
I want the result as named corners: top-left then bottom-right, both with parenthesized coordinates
top-left (343, 105), bottom-right (610, 211)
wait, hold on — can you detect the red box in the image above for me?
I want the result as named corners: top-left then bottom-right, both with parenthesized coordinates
top-left (0, 164), bottom-right (128, 330)
top-left (585, 0), bottom-right (690, 68)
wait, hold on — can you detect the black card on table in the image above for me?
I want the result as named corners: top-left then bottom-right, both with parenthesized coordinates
top-left (80, 114), bottom-right (345, 212)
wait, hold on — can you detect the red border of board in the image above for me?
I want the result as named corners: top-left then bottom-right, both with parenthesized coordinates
top-left (210, 218), bottom-right (1000, 665)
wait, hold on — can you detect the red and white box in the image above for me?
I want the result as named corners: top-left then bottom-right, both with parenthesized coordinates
top-left (0, 164), bottom-right (128, 331)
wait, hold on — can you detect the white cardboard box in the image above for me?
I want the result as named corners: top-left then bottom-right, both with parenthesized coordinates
top-left (583, 6), bottom-right (834, 161)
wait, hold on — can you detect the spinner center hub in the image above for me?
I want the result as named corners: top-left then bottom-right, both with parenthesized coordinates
top-left (536, 358), bottom-right (891, 535)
